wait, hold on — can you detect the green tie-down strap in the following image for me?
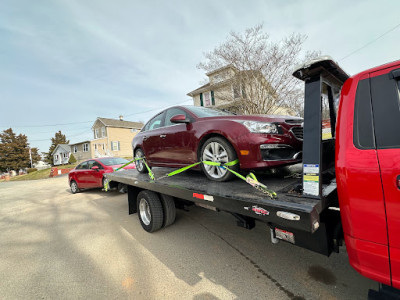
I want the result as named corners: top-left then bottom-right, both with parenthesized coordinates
top-left (105, 157), bottom-right (277, 199)
top-left (104, 157), bottom-right (154, 192)
top-left (165, 159), bottom-right (277, 199)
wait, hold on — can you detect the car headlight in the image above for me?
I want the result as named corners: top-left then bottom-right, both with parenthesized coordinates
top-left (236, 120), bottom-right (278, 134)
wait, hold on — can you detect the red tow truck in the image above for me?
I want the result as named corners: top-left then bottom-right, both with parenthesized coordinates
top-left (106, 57), bottom-right (400, 299)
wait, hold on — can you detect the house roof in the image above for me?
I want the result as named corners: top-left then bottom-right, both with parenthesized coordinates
top-left (186, 83), bottom-right (210, 97)
top-left (51, 144), bottom-right (71, 156)
top-left (69, 140), bottom-right (91, 146)
top-left (205, 64), bottom-right (237, 76)
top-left (93, 117), bottom-right (143, 129)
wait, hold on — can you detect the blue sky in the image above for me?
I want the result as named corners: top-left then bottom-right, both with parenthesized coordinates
top-left (0, 0), bottom-right (399, 153)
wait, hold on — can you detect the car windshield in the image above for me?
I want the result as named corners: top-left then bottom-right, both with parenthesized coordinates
top-left (98, 157), bottom-right (129, 166)
top-left (184, 106), bottom-right (235, 118)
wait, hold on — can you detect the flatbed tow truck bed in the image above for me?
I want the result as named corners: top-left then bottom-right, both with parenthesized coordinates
top-left (106, 165), bottom-right (336, 256)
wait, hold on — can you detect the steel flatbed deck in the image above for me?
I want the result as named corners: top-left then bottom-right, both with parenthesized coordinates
top-left (106, 165), bottom-right (330, 236)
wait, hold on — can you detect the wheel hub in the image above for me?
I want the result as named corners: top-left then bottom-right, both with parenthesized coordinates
top-left (139, 198), bottom-right (151, 226)
top-left (202, 142), bottom-right (229, 179)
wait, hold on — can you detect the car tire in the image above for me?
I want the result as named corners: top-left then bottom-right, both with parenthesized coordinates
top-left (160, 194), bottom-right (176, 228)
top-left (134, 148), bottom-right (149, 174)
top-left (70, 180), bottom-right (80, 194)
top-left (137, 190), bottom-right (164, 233)
top-left (102, 177), bottom-right (108, 190)
top-left (200, 136), bottom-right (238, 182)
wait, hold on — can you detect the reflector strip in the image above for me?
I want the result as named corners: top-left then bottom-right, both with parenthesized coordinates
top-left (193, 193), bottom-right (214, 202)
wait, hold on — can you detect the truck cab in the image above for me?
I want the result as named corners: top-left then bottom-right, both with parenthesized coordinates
top-left (294, 57), bottom-right (400, 290)
top-left (336, 60), bottom-right (400, 288)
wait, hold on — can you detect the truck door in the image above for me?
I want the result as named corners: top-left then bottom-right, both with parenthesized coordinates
top-left (370, 64), bottom-right (400, 289)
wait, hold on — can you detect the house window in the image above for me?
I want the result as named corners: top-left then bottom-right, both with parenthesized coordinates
top-left (101, 127), bottom-right (106, 137)
top-left (95, 128), bottom-right (99, 139)
top-left (111, 141), bottom-right (120, 151)
top-left (83, 143), bottom-right (89, 152)
top-left (102, 144), bottom-right (105, 150)
top-left (233, 86), bottom-right (240, 99)
top-left (73, 146), bottom-right (78, 153)
top-left (55, 155), bottom-right (59, 161)
top-left (63, 153), bottom-right (69, 158)
top-left (204, 91), bottom-right (211, 106)
top-left (94, 144), bottom-right (97, 150)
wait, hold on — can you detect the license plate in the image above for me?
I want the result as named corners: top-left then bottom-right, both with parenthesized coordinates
top-left (275, 228), bottom-right (295, 244)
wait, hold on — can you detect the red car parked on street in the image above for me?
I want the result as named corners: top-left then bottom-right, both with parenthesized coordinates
top-left (132, 105), bottom-right (303, 181)
top-left (69, 157), bottom-right (135, 193)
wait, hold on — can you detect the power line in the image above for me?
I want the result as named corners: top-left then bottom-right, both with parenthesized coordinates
top-left (124, 99), bottom-right (192, 117)
top-left (0, 120), bottom-right (93, 128)
top-left (339, 22), bottom-right (400, 61)
top-left (29, 130), bottom-right (90, 142)
top-left (27, 126), bottom-right (91, 135)
top-left (0, 99), bottom-right (193, 128)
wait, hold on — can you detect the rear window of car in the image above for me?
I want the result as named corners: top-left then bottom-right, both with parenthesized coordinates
top-left (76, 162), bottom-right (88, 169)
top-left (184, 106), bottom-right (234, 118)
top-left (98, 157), bottom-right (129, 166)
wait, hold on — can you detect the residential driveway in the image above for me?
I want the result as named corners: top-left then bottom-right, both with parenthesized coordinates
top-left (0, 176), bottom-right (377, 299)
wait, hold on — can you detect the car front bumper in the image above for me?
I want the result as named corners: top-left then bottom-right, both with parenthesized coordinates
top-left (234, 132), bottom-right (302, 170)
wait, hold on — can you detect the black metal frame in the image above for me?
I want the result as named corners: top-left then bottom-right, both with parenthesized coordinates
top-left (106, 168), bottom-right (336, 256)
top-left (294, 58), bottom-right (348, 200)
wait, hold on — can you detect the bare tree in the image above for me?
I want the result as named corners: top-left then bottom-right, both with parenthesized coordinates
top-left (197, 24), bottom-right (320, 116)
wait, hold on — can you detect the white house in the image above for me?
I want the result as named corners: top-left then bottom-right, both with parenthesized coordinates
top-left (52, 144), bottom-right (71, 166)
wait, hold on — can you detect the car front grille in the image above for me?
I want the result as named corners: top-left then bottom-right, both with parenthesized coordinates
top-left (291, 127), bottom-right (303, 140)
top-left (260, 146), bottom-right (302, 161)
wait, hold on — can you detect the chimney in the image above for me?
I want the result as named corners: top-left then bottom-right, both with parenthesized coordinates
top-left (119, 115), bottom-right (123, 121)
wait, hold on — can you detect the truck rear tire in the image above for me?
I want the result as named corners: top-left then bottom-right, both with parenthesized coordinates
top-left (160, 194), bottom-right (176, 227)
top-left (137, 190), bottom-right (164, 232)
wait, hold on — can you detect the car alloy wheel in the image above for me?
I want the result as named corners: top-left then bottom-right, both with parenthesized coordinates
top-left (200, 137), bottom-right (238, 181)
top-left (135, 149), bottom-right (148, 174)
top-left (70, 180), bottom-right (79, 194)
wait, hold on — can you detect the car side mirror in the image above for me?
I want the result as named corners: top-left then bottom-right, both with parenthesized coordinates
top-left (92, 166), bottom-right (99, 171)
top-left (170, 114), bottom-right (190, 124)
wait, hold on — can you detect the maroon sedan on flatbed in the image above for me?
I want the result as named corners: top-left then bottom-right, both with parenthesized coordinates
top-left (69, 157), bottom-right (135, 193)
top-left (132, 106), bottom-right (303, 181)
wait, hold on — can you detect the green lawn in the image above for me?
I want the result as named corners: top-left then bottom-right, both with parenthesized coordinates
top-left (1, 163), bottom-right (77, 182)
top-left (57, 164), bottom-right (77, 169)
top-left (4, 168), bottom-right (52, 181)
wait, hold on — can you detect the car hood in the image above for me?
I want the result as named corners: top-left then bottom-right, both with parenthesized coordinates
top-left (197, 115), bottom-right (303, 124)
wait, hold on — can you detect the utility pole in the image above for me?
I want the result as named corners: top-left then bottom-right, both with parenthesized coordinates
top-left (29, 147), bottom-right (33, 168)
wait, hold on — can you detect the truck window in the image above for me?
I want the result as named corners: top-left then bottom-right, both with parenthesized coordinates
top-left (353, 78), bottom-right (376, 149)
top-left (321, 84), bottom-right (340, 140)
top-left (370, 69), bottom-right (400, 149)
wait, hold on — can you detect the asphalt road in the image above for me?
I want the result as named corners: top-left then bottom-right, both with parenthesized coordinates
top-left (0, 175), bottom-right (377, 299)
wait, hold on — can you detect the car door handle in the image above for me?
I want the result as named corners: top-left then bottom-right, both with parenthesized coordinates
top-left (397, 175), bottom-right (400, 190)
top-left (159, 134), bottom-right (166, 138)
top-left (143, 136), bottom-right (148, 141)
